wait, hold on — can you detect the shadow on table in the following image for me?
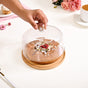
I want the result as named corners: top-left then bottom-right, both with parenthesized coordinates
top-left (13, 47), bottom-right (36, 71)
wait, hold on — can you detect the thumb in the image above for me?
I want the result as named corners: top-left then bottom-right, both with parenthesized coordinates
top-left (29, 17), bottom-right (38, 29)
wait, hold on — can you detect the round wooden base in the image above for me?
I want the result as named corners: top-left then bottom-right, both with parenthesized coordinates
top-left (22, 51), bottom-right (65, 70)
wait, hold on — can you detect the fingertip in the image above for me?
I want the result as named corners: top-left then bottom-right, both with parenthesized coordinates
top-left (34, 25), bottom-right (38, 30)
top-left (42, 20), bottom-right (47, 29)
top-left (46, 18), bottom-right (48, 23)
top-left (44, 24), bottom-right (47, 29)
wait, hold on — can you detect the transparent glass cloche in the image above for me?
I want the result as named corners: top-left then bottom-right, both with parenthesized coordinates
top-left (22, 25), bottom-right (64, 64)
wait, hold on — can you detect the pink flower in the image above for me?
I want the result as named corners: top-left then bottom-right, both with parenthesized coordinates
top-left (63, 0), bottom-right (68, 2)
top-left (68, 1), bottom-right (76, 11)
top-left (61, 2), bottom-right (69, 10)
top-left (61, 0), bottom-right (81, 11)
top-left (0, 25), bottom-right (6, 30)
top-left (75, 0), bottom-right (81, 10)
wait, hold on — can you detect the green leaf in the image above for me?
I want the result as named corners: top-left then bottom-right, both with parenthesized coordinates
top-left (53, 0), bottom-right (63, 6)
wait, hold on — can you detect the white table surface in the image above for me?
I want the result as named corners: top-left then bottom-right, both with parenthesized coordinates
top-left (0, 0), bottom-right (88, 88)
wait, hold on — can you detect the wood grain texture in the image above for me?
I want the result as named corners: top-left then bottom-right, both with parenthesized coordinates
top-left (22, 51), bottom-right (65, 70)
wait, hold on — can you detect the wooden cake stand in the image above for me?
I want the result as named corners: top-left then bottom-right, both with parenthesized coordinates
top-left (22, 51), bottom-right (65, 70)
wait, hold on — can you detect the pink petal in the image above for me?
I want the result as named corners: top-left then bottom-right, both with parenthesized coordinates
top-left (62, 0), bottom-right (81, 11)
top-left (63, 0), bottom-right (68, 2)
top-left (61, 2), bottom-right (69, 10)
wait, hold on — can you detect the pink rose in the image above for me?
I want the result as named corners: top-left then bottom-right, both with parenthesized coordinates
top-left (75, 0), bottom-right (81, 10)
top-left (61, 0), bottom-right (81, 11)
top-left (61, 2), bottom-right (69, 10)
top-left (63, 0), bottom-right (68, 2)
top-left (68, 1), bottom-right (76, 11)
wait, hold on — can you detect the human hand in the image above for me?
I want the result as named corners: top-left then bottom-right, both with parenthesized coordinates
top-left (20, 9), bottom-right (48, 29)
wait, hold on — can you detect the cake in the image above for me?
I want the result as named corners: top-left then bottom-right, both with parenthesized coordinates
top-left (1, 5), bottom-right (11, 15)
top-left (23, 38), bottom-right (62, 64)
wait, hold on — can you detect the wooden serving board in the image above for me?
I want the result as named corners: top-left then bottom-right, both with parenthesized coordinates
top-left (22, 51), bottom-right (65, 70)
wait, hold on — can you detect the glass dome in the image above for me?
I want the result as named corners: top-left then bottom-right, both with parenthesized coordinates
top-left (22, 25), bottom-right (64, 64)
